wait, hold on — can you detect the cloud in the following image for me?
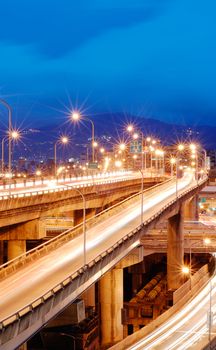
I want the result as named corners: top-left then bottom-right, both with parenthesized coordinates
top-left (0, 0), bottom-right (171, 58)
top-left (0, 0), bottom-right (216, 126)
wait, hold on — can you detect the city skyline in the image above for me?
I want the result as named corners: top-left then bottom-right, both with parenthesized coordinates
top-left (0, 0), bottom-right (215, 129)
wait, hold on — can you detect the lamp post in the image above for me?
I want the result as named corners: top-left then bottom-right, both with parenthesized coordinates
top-left (0, 99), bottom-right (12, 192)
top-left (176, 144), bottom-right (185, 197)
top-left (1, 130), bottom-right (20, 177)
top-left (1, 136), bottom-right (7, 174)
top-left (54, 136), bottom-right (68, 177)
top-left (170, 157), bottom-right (176, 177)
top-left (130, 129), bottom-right (145, 224)
top-left (63, 184), bottom-right (86, 266)
top-left (71, 112), bottom-right (95, 162)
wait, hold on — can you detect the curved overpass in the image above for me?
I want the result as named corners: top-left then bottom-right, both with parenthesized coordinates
top-left (0, 173), bottom-right (207, 349)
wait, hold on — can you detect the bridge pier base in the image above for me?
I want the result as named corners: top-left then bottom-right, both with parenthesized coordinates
top-left (100, 268), bottom-right (123, 347)
top-left (167, 205), bottom-right (184, 290)
top-left (82, 285), bottom-right (95, 308)
top-left (184, 195), bottom-right (199, 221)
top-left (8, 240), bottom-right (26, 261)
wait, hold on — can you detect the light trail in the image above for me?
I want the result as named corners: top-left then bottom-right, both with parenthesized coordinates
top-left (0, 172), bottom-right (204, 349)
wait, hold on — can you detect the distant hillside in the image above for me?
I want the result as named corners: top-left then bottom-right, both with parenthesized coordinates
top-left (5, 113), bottom-right (215, 162)
top-left (37, 112), bottom-right (216, 149)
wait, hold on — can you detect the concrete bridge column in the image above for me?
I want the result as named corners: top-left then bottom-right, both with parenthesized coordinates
top-left (82, 285), bottom-right (95, 308)
top-left (100, 268), bottom-right (123, 347)
top-left (167, 205), bottom-right (184, 290)
top-left (8, 240), bottom-right (26, 261)
top-left (184, 195), bottom-right (199, 221)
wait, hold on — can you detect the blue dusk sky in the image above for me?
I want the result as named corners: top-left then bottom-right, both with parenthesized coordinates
top-left (0, 0), bottom-right (216, 127)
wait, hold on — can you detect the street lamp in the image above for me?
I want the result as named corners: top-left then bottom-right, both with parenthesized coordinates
top-left (54, 136), bottom-right (68, 177)
top-left (127, 125), bottom-right (151, 224)
top-left (2, 129), bottom-right (21, 176)
top-left (71, 111), bottom-right (95, 163)
top-left (1, 136), bottom-right (7, 174)
top-left (63, 184), bottom-right (86, 266)
top-left (176, 144), bottom-right (185, 197)
top-left (131, 131), bottom-right (145, 224)
top-left (170, 157), bottom-right (176, 177)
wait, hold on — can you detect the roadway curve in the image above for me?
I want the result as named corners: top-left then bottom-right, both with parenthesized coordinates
top-left (127, 273), bottom-right (215, 350)
top-left (0, 173), bottom-right (205, 349)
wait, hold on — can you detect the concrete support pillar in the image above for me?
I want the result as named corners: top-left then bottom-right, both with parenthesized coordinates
top-left (8, 240), bottom-right (26, 261)
top-left (167, 205), bottom-right (184, 290)
top-left (184, 195), bottom-right (199, 221)
top-left (82, 285), bottom-right (95, 308)
top-left (100, 268), bottom-right (123, 347)
top-left (0, 241), bottom-right (4, 265)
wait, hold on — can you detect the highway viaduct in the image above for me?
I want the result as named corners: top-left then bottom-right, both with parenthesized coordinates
top-left (0, 174), bottom-right (209, 350)
top-left (0, 175), bottom-right (162, 262)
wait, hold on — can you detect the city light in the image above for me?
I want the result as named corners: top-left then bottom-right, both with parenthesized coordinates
top-left (11, 130), bottom-right (20, 140)
top-left (127, 124), bottom-right (134, 132)
top-left (178, 144), bottom-right (185, 151)
top-left (119, 143), bottom-right (126, 151)
top-left (71, 111), bottom-right (80, 120)
top-left (170, 157), bottom-right (176, 164)
top-left (115, 160), bottom-right (122, 168)
top-left (204, 238), bottom-right (211, 245)
top-left (182, 266), bottom-right (190, 274)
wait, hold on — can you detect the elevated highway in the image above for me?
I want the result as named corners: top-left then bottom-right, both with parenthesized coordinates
top-left (0, 173), bottom-right (207, 349)
top-left (142, 223), bottom-right (216, 253)
top-left (0, 171), bottom-right (162, 229)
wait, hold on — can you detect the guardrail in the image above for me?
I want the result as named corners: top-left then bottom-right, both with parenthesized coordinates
top-left (0, 176), bottom-right (172, 277)
top-left (0, 176), bottom-right (208, 334)
top-left (0, 173), bottom-right (141, 201)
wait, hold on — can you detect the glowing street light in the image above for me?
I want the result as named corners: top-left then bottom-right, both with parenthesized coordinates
top-left (189, 143), bottom-right (196, 151)
top-left (119, 143), bottom-right (126, 151)
top-left (71, 111), bottom-right (95, 162)
top-left (178, 144), bottom-right (185, 152)
top-left (115, 160), bottom-right (122, 168)
top-left (133, 133), bottom-right (139, 140)
top-left (170, 157), bottom-right (176, 177)
top-left (2, 129), bottom-right (21, 175)
top-left (54, 136), bottom-right (69, 177)
top-left (127, 124), bottom-right (134, 133)
top-left (182, 266), bottom-right (190, 275)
